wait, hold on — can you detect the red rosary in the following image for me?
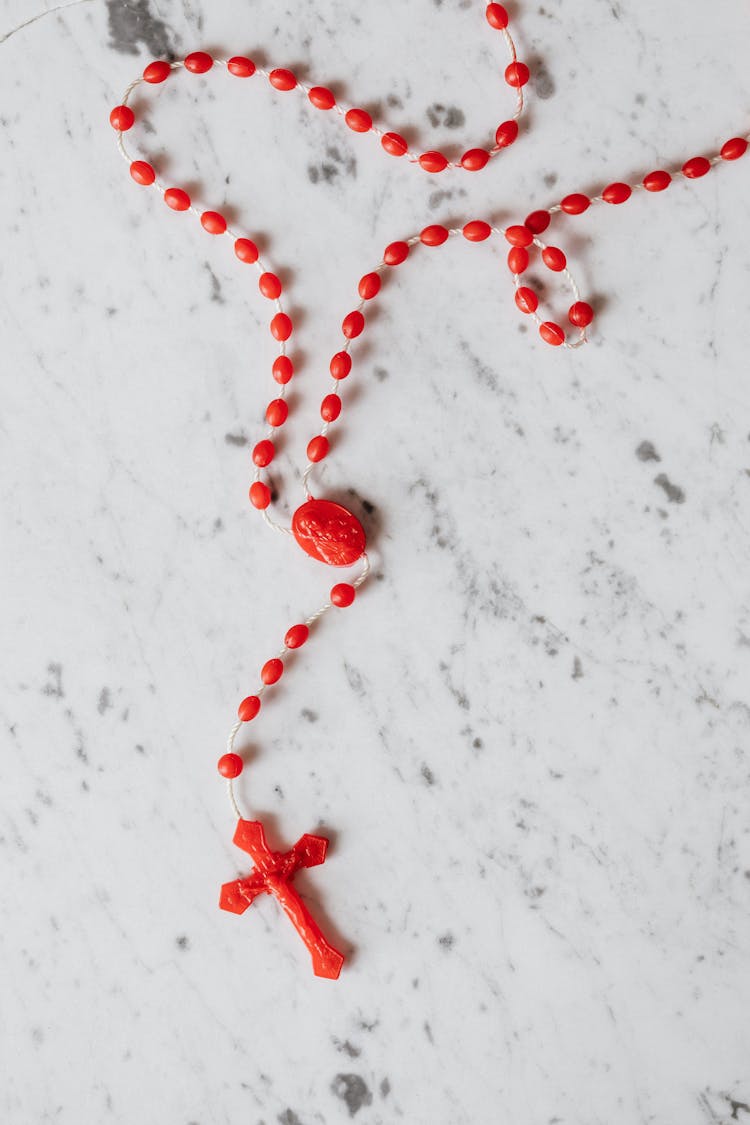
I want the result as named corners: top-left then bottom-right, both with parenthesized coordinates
top-left (110, 4), bottom-right (748, 980)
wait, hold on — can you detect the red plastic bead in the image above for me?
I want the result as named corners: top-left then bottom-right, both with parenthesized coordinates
top-left (682, 156), bottom-right (711, 178)
top-left (525, 209), bottom-right (550, 234)
top-left (330, 352), bottom-right (352, 380)
top-left (463, 220), bottom-right (491, 242)
top-left (505, 224), bottom-right (533, 247)
top-left (284, 624), bottom-right (309, 649)
top-left (266, 399), bottom-right (289, 427)
top-left (505, 62), bottom-right (530, 88)
top-left (461, 148), bottom-right (489, 171)
top-left (331, 583), bottom-right (356, 608)
top-left (345, 108), bottom-right (372, 133)
top-left (307, 435), bottom-right (330, 462)
top-left (143, 61), bottom-right (171, 84)
top-left (540, 321), bottom-right (565, 346)
top-left (515, 286), bottom-right (538, 314)
top-left (542, 246), bottom-right (566, 272)
top-left (164, 187), bottom-right (190, 211)
top-left (227, 56), bottom-right (256, 78)
top-left (252, 440), bottom-right (275, 467)
top-left (720, 137), bottom-right (747, 161)
top-left (381, 132), bottom-right (408, 157)
top-left (602, 182), bottom-right (632, 205)
top-left (270, 313), bottom-right (293, 341)
top-left (358, 272), bottom-right (381, 300)
top-left (129, 160), bottom-right (155, 186)
top-left (384, 241), bottom-right (409, 265)
top-left (238, 695), bottom-right (261, 721)
top-left (560, 193), bottom-right (590, 215)
top-left (568, 301), bottom-right (594, 328)
top-left (109, 105), bottom-right (134, 131)
top-left (643, 170), bottom-right (671, 192)
top-left (321, 394), bottom-right (342, 422)
top-left (420, 224), bottom-right (449, 246)
top-left (507, 246), bottom-right (529, 274)
top-left (261, 658), bottom-right (284, 685)
top-left (292, 499), bottom-right (366, 566)
top-left (273, 356), bottom-right (294, 384)
top-left (217, 753), bottom-right (243, 779)
top-left (419, 151), bottom-right (448, 174)
top-left (259, 272), bottom-right (282, 300)
top-left (495, 120), bottom-right (518, 148)
top-left (309, 86), bottom-right (336, 110)
top-left (234, 237), bottom-right (259, 263)
top-left (249, 481), bottom-right (271, 509)
top-left (342, 311), bottom-right (365, 339)
top-left (184, 51), bottom-right (213, 74)
top-left (201, 210), bottom-right (227, 234)
top-left (269, 68), bottom-right (296, 91)
top-left (486, 3), bottom-right (509, 29)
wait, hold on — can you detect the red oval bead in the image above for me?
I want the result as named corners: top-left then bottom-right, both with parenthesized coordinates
top-left (568, 301), bottom-right (594, 328)
top-left (249, 482), bottom-right (271, 509)
top-left (542, 246), bottom-right (566, 272)
top-left (525, 209), bottom-right (550, 234)
top-left (419, 151), bottom-right (448, 173)
top-left (272, 355), bottom-right (294, 384)
top-left (345, 108), bottom-right (372, 133)
top-left (602, 182), bottom-right (632, 205)
top-left (201, 210), bottom-right (227, 234)
top-left (238, 695), bottom-right (261, 721)
top-left (284, 624), bottom-right (309, 649)
top-left (184, 51), bottom-right (213, 74)
top-left (495, 120), bottom-right (518, 148)
top-left (507, 246), bottom-right (529, 274)
top-left (321, 394), bottom-right (341, 422)
top-left (261, 658), bottom-right (284, 685)
top-left (539, 321), bottom-right (565, 346)
top-left (505, 224), bottom-right (533, 247)
top-left (234, 237), bottom-right (259, 263)
top-left (560, 193), bottom-right (590, 215)
top-left (143, 60), bottom-right (171, 83)
top-left (129, 160), bottom-right (155, 186)
top-left (381, 132), bottom-right (408, 157)
top-left (384, 241), bottom-right (409, 265)
top-left (720, 137), bottom-right (748, 161)
top-left (515, 286), bottom-right (538, 314)
top-left (461, 148), bottom-right (489, 171)
top-left (217, 753), bottom-right (243, 779)
top-left (643, 170), bottom-right (671, 192)
top-left (309, 86), bottom-right (335, 110)
top-left (342, 311), bottom-right (365, 338)
top-left (252, 440), bottom-right (275, 467)
top-left (463, 220), bottom-right (491, 242)
top-left (307, 435), bottom-right (330, 462)
top-left (331, 583), bottom-right (356, 608)
top-left (330, 352), bottom-right (352, 379)
top-left (505, 62), bottom-right (529, 87)
top-left (164, 187), bottom-right (190, 211)
top-left (110, 105), bottom-right (134, 131)
top-left (486, 3), bottom-right (509, 29)
top-left (292, 499), bottom-right (366, 566)
top-left (682, 156), bottom-right (711, 178)
top-left (227, 56), bottom-right (255, 78)
top-left (266, 399), bottom-right (288, 427)
top-left (270, 313), bottom-right (293, 341)
top-left (420, 224), bottom-right (449, 246)
top-left (259, 272), bottom-right (282, 300)
top-left (269, 68), bottom-right (296, 91)
top-left (358, 272), bottom-right (381, 300)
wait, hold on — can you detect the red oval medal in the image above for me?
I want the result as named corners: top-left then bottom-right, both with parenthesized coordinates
top-left (291, 499), bottom-right (366, 567)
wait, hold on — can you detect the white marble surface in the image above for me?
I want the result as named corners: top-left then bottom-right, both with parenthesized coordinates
top-left (2, 0), bottom-right (750, 1122)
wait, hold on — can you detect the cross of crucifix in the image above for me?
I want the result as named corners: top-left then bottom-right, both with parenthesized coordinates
top-left (219, 818), bottom-right (345, 980)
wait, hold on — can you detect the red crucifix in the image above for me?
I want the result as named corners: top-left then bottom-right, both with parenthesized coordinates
top-left (220, 818), bottom-right (345, 980)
